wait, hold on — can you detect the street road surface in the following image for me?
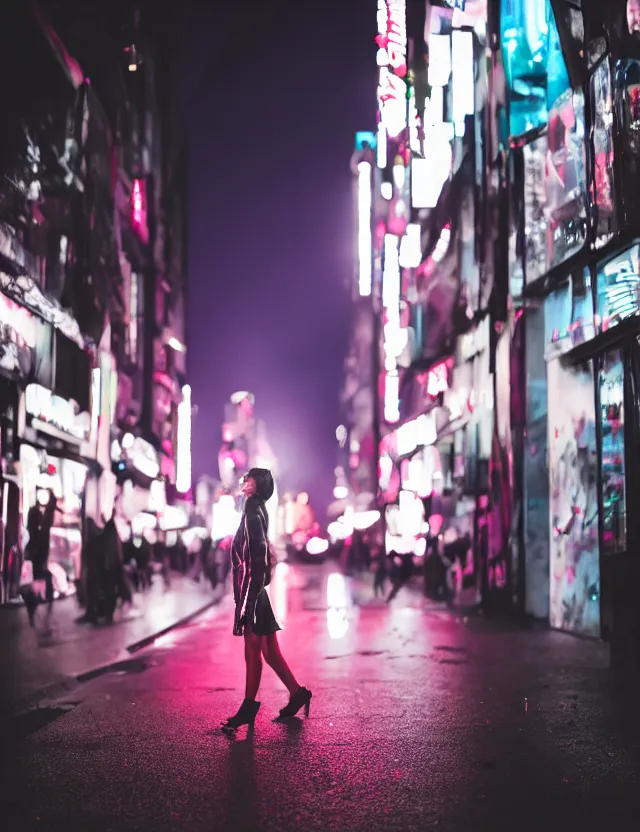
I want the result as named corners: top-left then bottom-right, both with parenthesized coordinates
top-left (1, 563), bottom-right (638, 831)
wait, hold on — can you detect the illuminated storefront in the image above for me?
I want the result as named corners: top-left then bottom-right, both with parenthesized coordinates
top-left (0, 283), bottom-right (95, 602)
top-left (500, 1), bottom-right (640, 650)
top-left (18, 383), bottom-right (94, 596)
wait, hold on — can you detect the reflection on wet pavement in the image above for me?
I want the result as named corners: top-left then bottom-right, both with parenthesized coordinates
top-left (326, 571), bottom-right (351, 640)
top-left (2, 561), bottom-right (639, 832)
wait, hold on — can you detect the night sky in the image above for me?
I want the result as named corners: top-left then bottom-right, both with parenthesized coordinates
top-left (177, 1), bottom-right (376, 514)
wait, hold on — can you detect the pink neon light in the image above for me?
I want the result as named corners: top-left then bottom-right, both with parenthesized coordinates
top-left (132, 179), bottom-right (143, 224)
top-left (131, 178), bottom-right (149, 243)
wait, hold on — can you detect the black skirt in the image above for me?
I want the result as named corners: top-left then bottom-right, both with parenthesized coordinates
top-left (236, 587), bottom-right (281, 637)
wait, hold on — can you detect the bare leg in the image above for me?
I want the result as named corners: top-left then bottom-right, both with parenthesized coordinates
top-left (262, 633), bottom-right (299, 695)
top-left (244, 633), bottom-right (263, 701)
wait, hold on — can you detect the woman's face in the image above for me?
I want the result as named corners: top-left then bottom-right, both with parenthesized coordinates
top-left (241, 476), bottom-right (257, 498)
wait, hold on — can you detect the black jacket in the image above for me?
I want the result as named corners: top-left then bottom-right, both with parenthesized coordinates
top-left (232, 495), bottom-right (270, 635)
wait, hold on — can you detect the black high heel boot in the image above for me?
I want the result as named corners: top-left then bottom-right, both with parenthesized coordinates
top-left (278, 686), bottom-right (312, 719)
top-left (221, 699), bottom-right (260, 732)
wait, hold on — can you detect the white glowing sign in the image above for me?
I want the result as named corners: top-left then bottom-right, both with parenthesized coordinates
top-left (396, 412), bottom-right (437, 457)
top-left (130, 437), bottom-right (160, 479)
top-left (384, 370), bottom-right (400, 423)
top-left (376, 1), bottom-right (408, 138)
top-left (25, 383), bottom-right (88, 443)
top-left (428, 34), bottom-right (451, 87)
top-left (176, 384), bottom-right (192, 493)
top-left (376, 0), bottom-right (407, 75)
top-left (383, 233), bottom-right (402, 423)
top-left (399, 223), bottom-right (422, 268)
top-left (378, 68), bottom-right (407, 138)
top-left (358, 161), bottom-right (373, 296)
top-left (452, 29), bottom-right (474, 127)
top-left (411, 145), bottom-right (452, 209)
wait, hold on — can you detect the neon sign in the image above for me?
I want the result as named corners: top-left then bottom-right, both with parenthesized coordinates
top-left (25, 383), bottom-right (89, 442)
top-left (383, 234), bottom-right (402, 423)
top-left (376, 1), bottom-right (407, 138)
top-left (384, 370), bottom-right (400, 423)
top-left (131, 178), bottom-right (149, 243)
top-left (378, 68), bottom-right (407, 137)
top-left (376, 0), bottom-right (407, 77)
top-left (358, 162), bottom-right (373, 297)
top-left (176, 384), bottom-right (192, 493)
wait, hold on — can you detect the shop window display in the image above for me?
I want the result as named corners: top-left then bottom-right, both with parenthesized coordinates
top-left (547, 359), bottom-right (600, 637)
top-left (503, 1), bottom-right (587, 272)
top-left (20, 444), bottom-right (86, 595)
top-left (544, 270), bottom-right (595, 358)
top-left (523, 136), bottom-right (547, 284)
top-left (598, 351), bottom-right (626, 554)
top-left (546, 88), bottom-right (587, 269)
top-left (596, 244), bottom-right (640, 333)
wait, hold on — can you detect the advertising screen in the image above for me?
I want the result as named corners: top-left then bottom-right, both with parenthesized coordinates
top-left (547, 359), bottom-right (600, 637)
top-left (596, 244), bottom-right (640, 333)
top-left (546, 89), bottom-right (587, 269)
top-left (544, 270), bottom-right (594, 358)
top-left (523, 136), bottom-right (547, 284)
top-left (590, 60), bottom-right (616, 242)
top-left (500, 0), bottom-right (548, 137)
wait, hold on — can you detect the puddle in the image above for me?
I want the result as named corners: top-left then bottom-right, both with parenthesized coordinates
top-left (2, 703), bottom-right (78, 743)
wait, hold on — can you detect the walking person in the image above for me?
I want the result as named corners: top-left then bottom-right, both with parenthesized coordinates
top-left (386, 550), bottom-right (415, 603)
top-left (222, 468), bottom-right (312, 733)
top-left (22, 489), bottom-right (57, 633)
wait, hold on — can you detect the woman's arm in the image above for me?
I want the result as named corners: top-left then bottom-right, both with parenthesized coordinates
top-left (238, 502), bottom-right (268, 622)
top-left (245, 505), bottom-right (267, 597)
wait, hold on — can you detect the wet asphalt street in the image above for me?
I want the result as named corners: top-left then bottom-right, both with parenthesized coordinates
top-left (1, 562), bottom-right (639, 832)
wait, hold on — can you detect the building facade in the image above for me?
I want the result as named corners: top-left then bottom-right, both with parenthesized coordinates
top-left (0, 0), bottom-right (189, 604)
top-left (347, 0), bottom-right (640, 671)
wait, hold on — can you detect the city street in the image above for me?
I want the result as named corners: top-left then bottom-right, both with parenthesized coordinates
top-left (1, 563), bottom-right (638, 832)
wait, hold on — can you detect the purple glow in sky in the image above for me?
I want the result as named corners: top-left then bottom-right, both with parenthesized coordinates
top-left (177, 1), bottom-right (375, 513)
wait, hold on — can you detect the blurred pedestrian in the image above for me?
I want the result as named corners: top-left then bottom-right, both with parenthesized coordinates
top-left (102, 512), bottom-right (133, 621)
top-left (222, 468), bottom-right (312, 733)
top-left (22, 489), bottom-right (57, 633)
top-left (373, 546), bottom-right (387, 598)
top-left (386, 550), bottom-right (414, 603)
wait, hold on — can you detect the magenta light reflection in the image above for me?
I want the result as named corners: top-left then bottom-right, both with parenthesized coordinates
top-left (326, 572), bottom-right (350, 640)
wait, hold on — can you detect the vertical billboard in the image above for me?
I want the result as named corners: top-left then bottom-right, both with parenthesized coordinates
top-left (524, 307), bottom-right (549, 619)
top-left (547, 359), bottom-right (600, 636)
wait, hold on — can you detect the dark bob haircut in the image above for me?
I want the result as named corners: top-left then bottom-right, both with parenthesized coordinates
top-left (246, 467), bottom-right (274, 502)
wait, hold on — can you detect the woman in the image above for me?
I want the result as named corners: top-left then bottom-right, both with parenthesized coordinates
top-left (222, 468), bottom-right (312, 732)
